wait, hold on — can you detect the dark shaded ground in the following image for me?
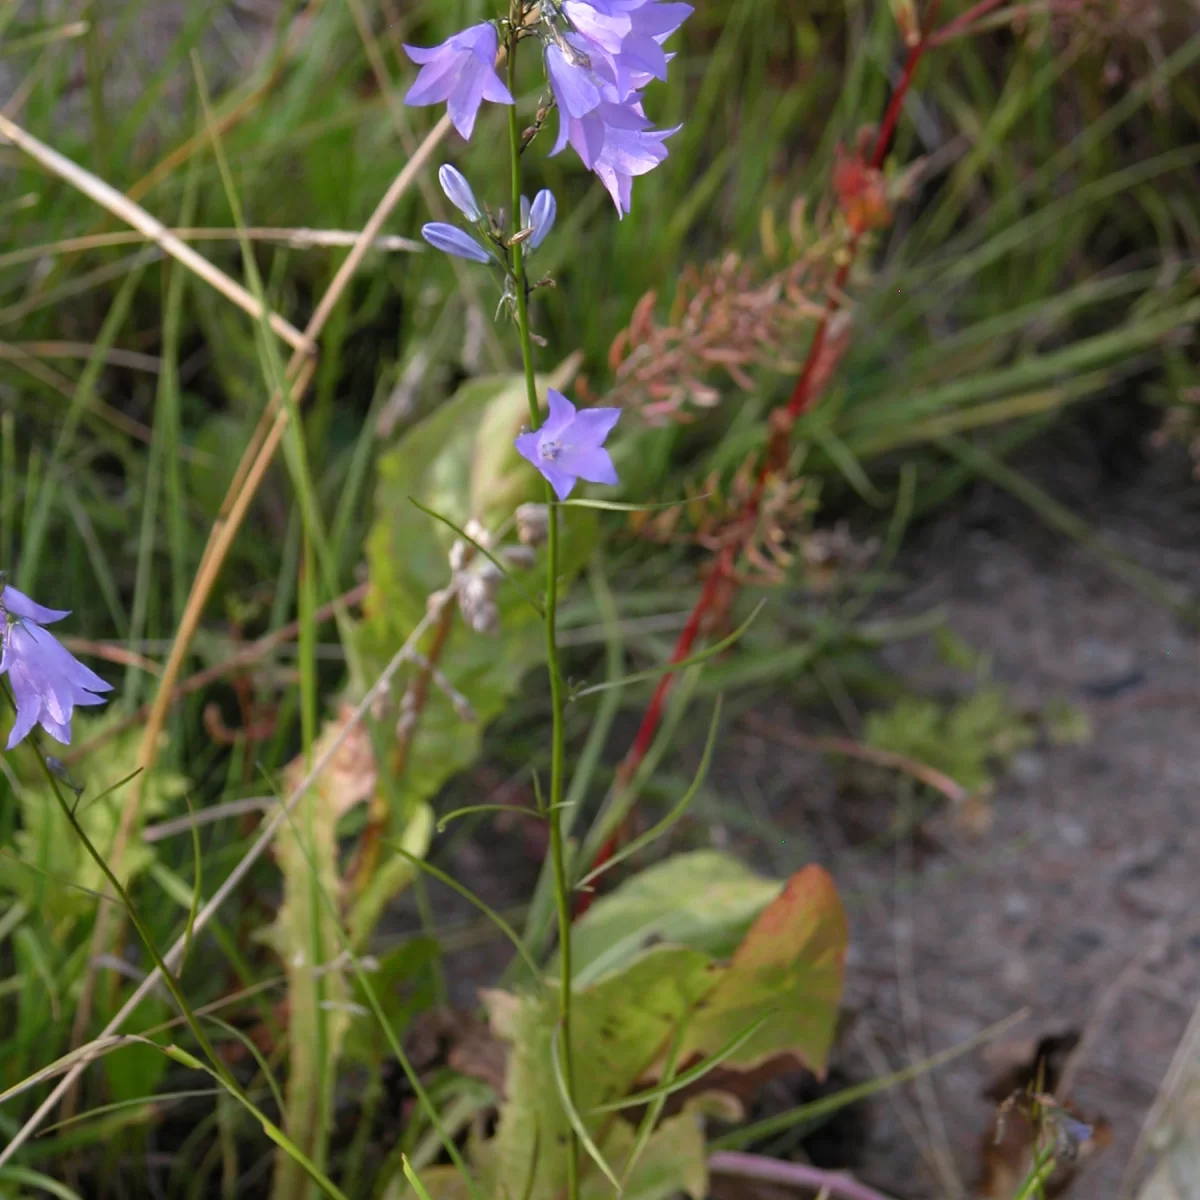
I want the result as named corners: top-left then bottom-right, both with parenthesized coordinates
top-left (407, 414), bottom-right (1200, 1198)
top-left (713, 425), bottom-right (1200, 1198)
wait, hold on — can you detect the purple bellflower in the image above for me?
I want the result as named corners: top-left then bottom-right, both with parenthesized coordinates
top-left (540, 0), bottom-right (690, 216)
top-left (514, 390), bottom-right (621, 501)
top-left (421, 222), bottom-right (492, 263)
top-left (403, 23), bottom-right (513, 140)
top-left (563, 1), bottom-right (690, 98)
top-left (0, 585), bottom-right (112, 749)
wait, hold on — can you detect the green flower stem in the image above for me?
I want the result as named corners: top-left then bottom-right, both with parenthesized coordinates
top-left (507, 16), bottom-right (580, 1200)
top-left (9, 701), bottom-right (350, 1200)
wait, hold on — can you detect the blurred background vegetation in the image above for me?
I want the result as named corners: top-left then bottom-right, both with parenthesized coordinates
top-left (0, 0), bottom-right (1198, 1195)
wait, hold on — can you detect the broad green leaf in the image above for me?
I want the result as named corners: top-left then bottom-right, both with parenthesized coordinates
top-left (570, 850), bottom-right (782, 985)
top-left (484, 946), bottom-right (714, 1200)
top-left (486, 860), bottom-right (847, 1199)
top-left (678, 865), bottom-right (847, 1076)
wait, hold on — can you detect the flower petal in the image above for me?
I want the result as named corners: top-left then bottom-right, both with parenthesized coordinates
top-left (514, 430), bottom-right (543, 470)
top-left (540, 462), bottom-right (579, 501)
top-left (479, 68), bottom-right (514, 104)
top-left (404, 53), bottom-right (462, 106)
top-left (447, 65), bottom-right (488, 140)
top-left (1, 585), bottom-right (69, 625)
top-left (561, 444), bottom-right (619, 487)
top-left (546, 389), bottom-right (577, 431)
top-left (546, 45), bottom-right (602, 118)
top-left (5, 655), bottom-right (40, 749)
top-left (571, 406), bottom-right (622, 442)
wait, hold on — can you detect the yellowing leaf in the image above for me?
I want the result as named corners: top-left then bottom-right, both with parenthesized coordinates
top-left (679, 864), bottom-right (848, 1077)
top-left (571, 850), bottom-right (783, 986)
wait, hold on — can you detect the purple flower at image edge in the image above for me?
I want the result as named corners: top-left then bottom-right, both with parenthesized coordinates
top-left (403, 22), bottom-right (513, 140)
top-left (0, 585), bottom-right (111, 749)
top-left (515, 390), bottom-right (621, 501)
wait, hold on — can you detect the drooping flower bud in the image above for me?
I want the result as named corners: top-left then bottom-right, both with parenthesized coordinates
top-left (421, 222), bottom-right (491, 263)
top-left (438, 164), bottom-right (482, 222)
top-left (528, 189), bottom-right (557, 248)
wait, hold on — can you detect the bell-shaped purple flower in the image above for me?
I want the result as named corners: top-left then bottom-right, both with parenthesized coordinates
top-left (562, 2), bottom-right (692, 99)
top-left (403, 23), bottom-right (514, 141)
top-left (0, 585), bottom-right (112, 749)
top-left (546, 44), bottom-right (604, 120)
top-left (422, 222), bottom-right (492, 263)
top-left (438, 164), bottom-right (482, 222)
top-left (515, 390), bottom-right (621, 501)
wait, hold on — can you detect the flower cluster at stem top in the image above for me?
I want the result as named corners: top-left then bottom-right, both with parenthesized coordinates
top-left (403, 0), bottom-right (692, 217)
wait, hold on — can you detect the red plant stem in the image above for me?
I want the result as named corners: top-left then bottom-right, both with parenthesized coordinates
top-left (575, 5), bottom-right (946, 915)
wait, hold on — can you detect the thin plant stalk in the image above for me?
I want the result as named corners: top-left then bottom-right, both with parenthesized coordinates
top-left (506, 12), bottom-right (579, 1199)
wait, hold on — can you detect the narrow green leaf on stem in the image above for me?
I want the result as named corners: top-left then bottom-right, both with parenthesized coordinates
top-left (552, 1021), bottom-right (621, 1193)
top-left (571, 602), bottom-right (765, 700)
top-left (180, 791), bottom-right (201, 973)
top-left (389, 844), bottom-right (545, 993)
top-left (437, 802), bottom-right (567, 831)
top-left (577, 697), bottom-right (722, 890)
top-left (593, 1014), bottom-right (769, 1114)
top-left (401, 1156), bottom-right (437, 1200)
top-left (204, 1015), bottom-right (287, 1118)
top-left (620, 1006), bottom-right (691, 1187)
top-left (556, 495), bottom-right (710, 513)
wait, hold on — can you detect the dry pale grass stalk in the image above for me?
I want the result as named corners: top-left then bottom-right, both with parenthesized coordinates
top-left (0, 340), bottom-right (158, 444)
top-left (0, 607), bottom-right (441, 1167)
top-left (66, 112), bottom-right (453, 1097)
top-left (0, 113), bottom-right (313, 355)
top-left (0, 227), bottom-right (422, 271)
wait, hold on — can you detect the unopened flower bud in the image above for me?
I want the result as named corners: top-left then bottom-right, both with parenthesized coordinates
top-left (516, 503), bottom-right (550, 546)
top-left (437, 164), bottom-right (482, 222)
